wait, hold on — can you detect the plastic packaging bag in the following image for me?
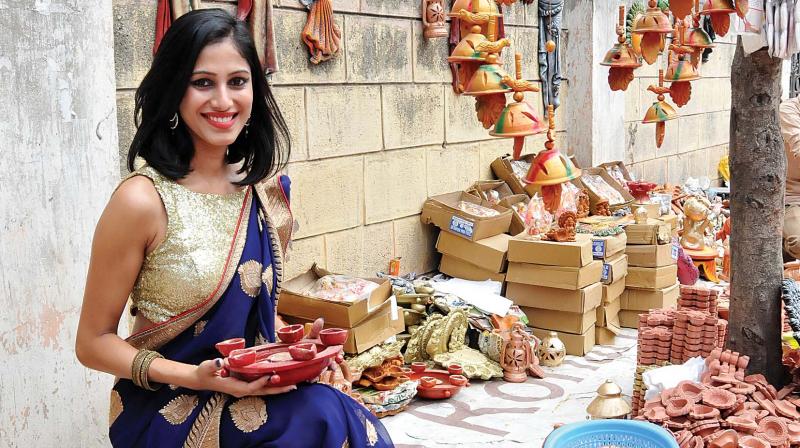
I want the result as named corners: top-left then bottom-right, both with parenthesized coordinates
top-left (643, 357), bottom-right (707, 400)
top-left (305, 275), bottom-right (380, 302)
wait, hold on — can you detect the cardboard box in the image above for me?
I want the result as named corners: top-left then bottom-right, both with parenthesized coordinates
top-left (467, 180), bottom-right (514, 202)
top-left (626, 265), bottom-right (679, 290)
top-left (659, 213), bottom-right (679, 231)
top-left (420, 191), bottom-right (512, 241)
top-left (490, 154), bottom-right (539, 197)
top-left (278, 265), bottom-right (392, 328)
top-left (603, 276), bottom-right (626, 304)
top-left (436, 232), bottom-right (511, 273)
top-left (505, 282), bottom-right (602, 313)
top-left (625, 243), bottom-right (677, 267)
top-left (598, 161), bottom-right (634, 186)
top-left (532, 326), bottom-right (596, 356)
top-left (635, 202), bottom-right (662, 219)
top-left (440, 254), bottom-right (506, 282)
top-left (578, 167), bottom-right (634, 211)
top-left (621, 283), bottom-right (680, 311)
top-left (602, 254), bottom-right (628, 285)
top-left (592, 233), bottom-right (627, 260)
top-left (596, 295), bottom-right (621, 328)
top-left (523, 306), bottom-right (596, 334)
top-left (508, 233), bottom-right (593, 267)
top-left (624, 218), bottom-right (672, 245)
top-left (596, 321), bottom-right (621, 345)
top-left (284, 297), bottom-right (404, 354)
top-left (506, 260), bottom-right (603, 290)
top-left (499, 194), bottom-right (529, 236)
top-left (619, 310), bottom-right (643, 329)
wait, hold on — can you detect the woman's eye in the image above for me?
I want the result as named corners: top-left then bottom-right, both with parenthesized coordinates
top-left (230, 77), bottom-right (249, 87)
top-left (191, 78), bottom-right (213, 88)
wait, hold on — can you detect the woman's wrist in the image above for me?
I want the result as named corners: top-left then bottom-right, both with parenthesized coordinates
top-left (147, 357), bottom-right (205, 390)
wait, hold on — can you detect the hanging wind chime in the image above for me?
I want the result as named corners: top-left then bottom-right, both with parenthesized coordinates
top-left (643, 70), bottom-right (677, 148)
top-left (601, 5), bottom-right (643, 91)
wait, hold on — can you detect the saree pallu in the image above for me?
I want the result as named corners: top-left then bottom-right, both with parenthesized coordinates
top-left (109, 176), bottom-right (393, 448)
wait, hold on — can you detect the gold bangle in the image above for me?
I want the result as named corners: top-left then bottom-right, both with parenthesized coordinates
top-left (131, 349), bottom-right (164, 391)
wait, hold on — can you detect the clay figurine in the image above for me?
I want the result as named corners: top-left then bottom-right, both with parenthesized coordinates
top-left (681, 197), bottom-right (711, 251)
top-left (422, 0), bottom-right (448, 39)
top-left (500, 323), bottom-right (544, 382)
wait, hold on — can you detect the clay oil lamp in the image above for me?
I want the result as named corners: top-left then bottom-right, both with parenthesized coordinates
top-left (665, 24), bottom-right (701, 107)
top-left (726, 415), bottom-right (758, 434)
top-left (756, 416), bottom-right (789, 447)
top-left (788, 422), bottom-right (800, 445)
top-left (228, 348), bottom-right (256, 368)
top-left (277, 324), bottom-right (304, 344)
top-left (702, 387), bottom-right (737, 410)
top-left (729, 382), bottom-right (756, 395)
top-left (690, 418), bottom-right (720, 437)
top-left (449, 374), bottom-right (468, 387)
top-left (751, 391), bottom-right (777, 416)
top-left (447, 363), bottom-right (464, 376)
top-left (677, 381), bottom-right (707, 401)
top-left (666, 396), bottom-right (694, 418)
top-left (586, 380), bottom-right (632, 419)
top-left (699, 0), bottom-right (736, 37)
top-left (411, 362), bottom-right (427, 373)
top-left (419, 376), bottom-right (438, 389)
top-left (524, 105), bottom-right (581, 222)
top-left (690, 403), bottom-right (720, 420)
top-left (675, 429), bottom-right (694, 447)
top-left (215, 337), bottom-right (245, 357)
top-left (601, 5), bottom-right (642, 91)
top-left (738, 436), bottom-right (770, 448)
top-left (490, 53), bottom-right (545, 159)
top-left (642, 70), bottom-right (678, 148)
top-left (631, 0), bottom-right (673, 64)
top-left (288, 342), bottom-right (317, 361)
top-left (707, 429), bottom-right (737, 448)
top-left (643, 406), bottom-right (669, 423)
top-left (773, 399), bottom-right (800, 419)
top-left (319, 328), bottom-right (348, 346)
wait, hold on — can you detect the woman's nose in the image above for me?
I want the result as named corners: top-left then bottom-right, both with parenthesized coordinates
top-left (210, 86), bottom-right (233, 110)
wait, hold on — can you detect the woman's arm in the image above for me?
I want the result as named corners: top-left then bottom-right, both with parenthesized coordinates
top-left (75, 177), bottom-right (293, 397)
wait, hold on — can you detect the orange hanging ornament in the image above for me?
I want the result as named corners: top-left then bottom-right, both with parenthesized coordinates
top-left (631, 0), bottom-right (673, 65)
top-left (699, 0), bottom-right (736, 37)
top-left (601, 5), bottom-right (642, 91)
top-left (642, 70), bottom-right (678, 148)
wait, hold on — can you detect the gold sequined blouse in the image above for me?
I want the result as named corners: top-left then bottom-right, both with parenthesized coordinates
top-left (128, 166), bottom-right (248, 323)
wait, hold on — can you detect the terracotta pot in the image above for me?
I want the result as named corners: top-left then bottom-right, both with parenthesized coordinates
top-left (319, 328), bottom-right (348, 346)
top-left (288, 342), bottom-right (317, 361)
top-left (449, 374), bottom-right (468, 387)
top-left (228, 348), bottom-right (256, 367)
top-left (215, 337), bottom-right (246, 356)
top-left (277, 324), bottom-right (304, 344)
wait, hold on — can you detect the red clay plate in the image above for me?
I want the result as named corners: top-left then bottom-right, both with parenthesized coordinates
top-left (227, 342), bottom-right (342, 387)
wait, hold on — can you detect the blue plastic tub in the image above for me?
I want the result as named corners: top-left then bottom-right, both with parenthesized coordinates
top-left (542, 420), bottom-right (679, 448)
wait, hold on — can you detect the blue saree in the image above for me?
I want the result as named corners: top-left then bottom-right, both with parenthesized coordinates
top-left (109, 176), bottom-right (393, 448)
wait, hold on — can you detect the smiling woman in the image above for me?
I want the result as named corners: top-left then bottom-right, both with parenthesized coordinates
top-left (74, 8), bottom-right (394, 448)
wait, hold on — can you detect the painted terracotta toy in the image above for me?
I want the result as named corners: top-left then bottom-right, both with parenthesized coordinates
top-left (681, 197), bottom-right (711, 251)
top-left (422, 0), bottom-right (448, 39)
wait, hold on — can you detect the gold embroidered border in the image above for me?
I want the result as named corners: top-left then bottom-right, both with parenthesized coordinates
top-left (253, 175), bottom-right (293, 255)
top-left (127, 189), bottom-right (252, 351)
top-left (228, 396), bottom-right (268, 433)
top-left (184, 393), bottom-right (228, 448)
top-left (160, 394), bottom-right (199, 425)
top-left (109, 390), bottom-right (123, 427)
top-left (237, 259), bottom-right (262, 298)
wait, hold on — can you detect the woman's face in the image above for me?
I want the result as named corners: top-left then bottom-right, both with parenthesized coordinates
top-left (179, 37), bottom-right (253, 153)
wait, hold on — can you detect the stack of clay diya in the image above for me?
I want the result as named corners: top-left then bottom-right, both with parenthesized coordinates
top-left (637, 348), bottom-right (800, 448)
top-left (633, 362), bottom-right (671, 415)
top-left (355, 356), bottom-right (410, 391)
top-left (670, 310), bottom-right (724, 365)
top-left (679, 285), bottom-right (720, 317)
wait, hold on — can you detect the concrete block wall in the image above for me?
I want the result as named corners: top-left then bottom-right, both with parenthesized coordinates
top-left (622, 31), bottom-right (733, 185)
top-left (113, 0), bottom-right (568, 280)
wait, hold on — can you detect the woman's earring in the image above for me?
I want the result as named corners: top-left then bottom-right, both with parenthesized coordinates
top-left (169, 113), bottom-right (179, 130)
top-left (244, 118), bottom-right (250, 138)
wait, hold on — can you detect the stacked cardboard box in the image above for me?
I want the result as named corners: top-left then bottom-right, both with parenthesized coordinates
top-left (591, 232), bottom-right (627, 344)
top-left (504, 234), bottom-right (602, 355)
top-left (435, 231), bottom-right (511, 283)
top-left (619, 219), bottom-right (679, 328)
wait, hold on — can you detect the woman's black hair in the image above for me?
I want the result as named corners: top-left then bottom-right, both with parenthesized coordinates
top-left (127, 8), bottom-right (290, 185)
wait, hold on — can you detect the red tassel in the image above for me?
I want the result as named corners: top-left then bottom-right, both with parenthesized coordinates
top-left (154, 0), bottom-right (172, 55)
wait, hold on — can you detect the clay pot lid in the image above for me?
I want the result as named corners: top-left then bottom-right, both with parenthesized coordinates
top-left (756, 416), bottom-right (789, 446)
top-left (702, 387), bottom-right (737, 410)
top-left (726, 415), bottom-right (758, 433)
top-left (690, 403), bottom-right (721, 420)
top-left (707, 429), bottom-right (738, 448)
top-left (739, 435), bottom-right (771, 448)
top-left (643, 405), bottom-right (669, 422)
top-left (773, 399), bottom-right (800, 419)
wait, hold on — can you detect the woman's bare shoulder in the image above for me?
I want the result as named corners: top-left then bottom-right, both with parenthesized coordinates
top-left (101, 175), bottom-right (165, 237)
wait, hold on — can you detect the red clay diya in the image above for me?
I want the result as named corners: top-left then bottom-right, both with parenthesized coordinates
top-left (407, 367), bottom-right (469, 400)
top-left (277, 324), bottom-right (304, 343)
top-left (215, 337), bottom-right (245, 357)
top-left (288, 342), bottom-right (317, 361)
top-left (319, 328), bottom-right (348, 345)
top-left (627, 181), bottom-right (658, 203)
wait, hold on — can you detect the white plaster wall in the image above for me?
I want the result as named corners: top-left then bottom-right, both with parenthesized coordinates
top-left (0, 1), bottom-right (119, 446)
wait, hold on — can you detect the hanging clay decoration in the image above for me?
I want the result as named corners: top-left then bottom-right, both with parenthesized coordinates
top-left (642, 70), bottom-right (678, 148)
top-left (422, 0), bottom-right (448, 39)
top-left (538, 0), bottom-right (563, 109)
top-left (671, 0), bottom-right (694, 20)
top-left (700, 0), bottom-right (735, 38)
top-left (601, 5), bottom-right (642, 92)
top-left (301, 0), bottom-right (342, 64)
top-left (666, 24), bottom-right (701, 107)
top-left (631, 0), bottom-right (673, 65)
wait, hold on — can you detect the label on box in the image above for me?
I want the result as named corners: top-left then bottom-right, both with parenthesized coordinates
top-left (602, 263), bottom-right (611, 282)
top-left (671, 243), bottom-right (679, 260)
top-left (592, 240), bottom-right (606, 258)
top-left (389, 296), bottom-right (398, 321)
top-left (449, 216), bottom-right (474, 238)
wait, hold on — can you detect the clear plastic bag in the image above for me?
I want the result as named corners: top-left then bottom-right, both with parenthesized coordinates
top-left (305, 275), bottom-right (380, 302)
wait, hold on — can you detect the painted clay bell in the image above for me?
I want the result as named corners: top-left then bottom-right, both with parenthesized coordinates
top-left (525, 148), bottom-right (581, 187)
top-left (448, 25), bottom-right (489, 63)
top-left (632, 0), bottom-right (672, 65)
top-left (601, 6), bottom-right (642, 91)
top-left (537, 331), bottom-right (566, 367)
top-left (449, 0), bottom-right (500, 37)
top-left (490, 53), bottom-right (545, 159)
top-left (586, 380), bottom-right (632, 419)
top-left (666, 56), bottom-right (700, 82)
top-left (700, 0), bottom-right (736, 37)
top-left (463, 54), bottom-right (512, 96)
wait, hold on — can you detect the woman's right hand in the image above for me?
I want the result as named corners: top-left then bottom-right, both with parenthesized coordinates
top-left (191, 359), bottom-right (297, 398)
